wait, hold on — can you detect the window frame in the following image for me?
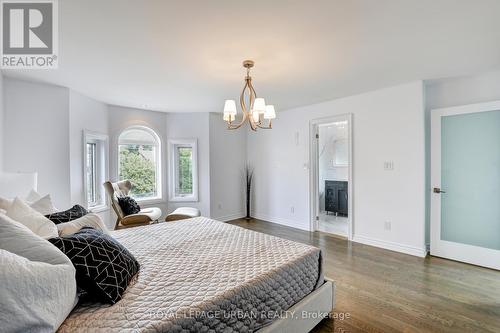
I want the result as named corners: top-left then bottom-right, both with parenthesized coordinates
top-left (117, 125), bottom-right (163, 203)
top-left (83, 130), bottom-right (109, 212)
top-left (168, 138), bottom-right (198, 202)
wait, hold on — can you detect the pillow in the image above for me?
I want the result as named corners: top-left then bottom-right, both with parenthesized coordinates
top-left (0, 214), bottom-right (78, 332)
top-left (49, 227), bottom-right (140, 304)
top-left (6, 197), bottom-right (58, 239)
top-left (0, 214), bottom-right (71, 266)
top-left (56, 213), bottom-right (109, 236)
top-left (45, 204), bottom-right (88, 224)
top-left (0, 196), bottom-right (12, 211)
top-left (117, 196), bottom-right (140, 216)
top-left (0, 189), bottom-right (41, 209)
top-left (0, 249), bottom-right (77, 333)
top-left (0, 190), bottom-right (57, 214)
top-left (30, 194), bottom-right (59, 215)
top-left (25, 189), bottom-right (42, 202)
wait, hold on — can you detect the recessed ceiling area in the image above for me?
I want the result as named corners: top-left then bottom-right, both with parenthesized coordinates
top-left (3, 0), bottom-right (500, 112)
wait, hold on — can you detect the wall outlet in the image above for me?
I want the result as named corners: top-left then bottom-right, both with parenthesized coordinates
top-left (290, 206), bottom-right (295, 214)
top-left (384, 221), bottom-right (392, 231)
top-left (218, 203), bottom-right (223, 210)
top-left (384, 161), bottom-right (394, 171)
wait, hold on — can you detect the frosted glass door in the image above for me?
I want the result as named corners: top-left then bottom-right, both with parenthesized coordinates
top-left (431, 102), bottom-right (500, 270)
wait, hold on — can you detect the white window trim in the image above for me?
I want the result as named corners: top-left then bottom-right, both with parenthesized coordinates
top-left (117, 125), bottom-right (163, 202)
top-left (168, 138), bottom-right (198, 202)
top-left (83, 130), bottom-right (109, 212)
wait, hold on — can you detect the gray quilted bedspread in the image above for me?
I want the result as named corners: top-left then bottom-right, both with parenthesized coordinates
top-left (58, 217), bottom-right (323, 333)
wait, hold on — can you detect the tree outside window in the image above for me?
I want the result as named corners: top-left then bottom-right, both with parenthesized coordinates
top-left (118, 127), bottom-right (161, 200)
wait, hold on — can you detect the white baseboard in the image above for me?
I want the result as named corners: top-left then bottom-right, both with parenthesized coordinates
top-left (214, 212), bottom-right (246, 222)
top-left (353, 235), bottom-right (428, 258)
top-left (251, 212), bottom-right (311, 231)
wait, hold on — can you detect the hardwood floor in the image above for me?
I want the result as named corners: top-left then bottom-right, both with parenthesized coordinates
top-left (228, 218), bottom-right (500, 333)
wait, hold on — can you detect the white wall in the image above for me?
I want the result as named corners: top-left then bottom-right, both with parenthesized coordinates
top-left (69, 91), bottom-right (110, 226)
top-left (3, 78), bottom-right (72, 208)
top-left (248, 81), bottom-right (427, 256)
top-left (0, 72), bottom-right (3, 171)
top-left (426, 69), bottom-right (500, 110)
top-left (424, 68), bottom-right (500, 246)
top-left (108, 105), bottom-right (168, 220)
top-left (166, 112), bottom-right (211, 216)
top-left (208, 113), bottom-right (247, 221)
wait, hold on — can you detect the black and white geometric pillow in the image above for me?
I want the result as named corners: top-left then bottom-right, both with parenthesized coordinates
top-left (48, 227), bottom-right (140, 304)
top-left (45, 205), bottom-right (88, 224)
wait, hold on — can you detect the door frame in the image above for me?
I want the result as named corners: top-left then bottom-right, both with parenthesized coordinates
top-left (431, 100), bottom-right (500, 270)
top-left (309, 113), bottom-right (353, 240)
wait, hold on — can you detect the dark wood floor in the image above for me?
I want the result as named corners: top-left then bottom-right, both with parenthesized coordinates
top-left (228, 218), bottom-right (500, 333)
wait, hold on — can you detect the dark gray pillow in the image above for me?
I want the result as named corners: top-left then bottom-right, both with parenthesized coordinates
top-left (117, 196), bottom-right (140, 216)
top-left (45, 205), bottom-right (88, 224)
top-left (48, 227), bottom-right (140, 304)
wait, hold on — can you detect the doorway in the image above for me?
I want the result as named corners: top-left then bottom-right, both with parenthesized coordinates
top-left (431, 101), bottom-right (500, 270)
top-left (310, 114), bottom-right (353, 239)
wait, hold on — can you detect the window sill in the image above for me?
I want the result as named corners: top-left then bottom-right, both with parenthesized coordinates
top-left (89, 205), bottom-right (109, 213)
top-left (135, 197), bottom-right (165, 206)
top-left (168, 196), bottom-right (199, 203)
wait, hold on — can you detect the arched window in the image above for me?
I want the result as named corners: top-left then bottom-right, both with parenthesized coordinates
top-left (118, 126), bottom-right (161, 200)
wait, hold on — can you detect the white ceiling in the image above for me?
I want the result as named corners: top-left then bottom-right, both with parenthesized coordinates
top-left (3, 0), bottom-right (500, 112)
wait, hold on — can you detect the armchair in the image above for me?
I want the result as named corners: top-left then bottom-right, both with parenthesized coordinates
top-left (103, 180), bottom-right (162, 230)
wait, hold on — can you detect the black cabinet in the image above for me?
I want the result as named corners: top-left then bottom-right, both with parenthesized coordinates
top-left (325, 180), bottom-right (348, 216)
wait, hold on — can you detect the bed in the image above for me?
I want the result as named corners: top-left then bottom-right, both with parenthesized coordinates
top-left (0, 172), bottom-right (335, 333)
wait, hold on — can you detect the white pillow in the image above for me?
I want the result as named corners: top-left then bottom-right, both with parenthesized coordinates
top-left (0, 249), bottom-right (77, 333)
top-left (6, 197), bottom-right (58, 239)
top-left (0, 214), bottom-right (69, 265)
top-left (57, 213), bottom-right (110, 236)
top-left (0, 196), bottom-right (12, 210)
top-left (0, 189), bottom-right (44, 210)
top-left (0, 215), bottom-right (77, 333)
top-left (25, 189), bottom-right (42, 202)
top-left (30, 194), bottom-right (59, 215)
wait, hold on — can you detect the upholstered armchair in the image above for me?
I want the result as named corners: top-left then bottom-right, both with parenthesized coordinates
top-left (103, 180), bottom-right (162, 230)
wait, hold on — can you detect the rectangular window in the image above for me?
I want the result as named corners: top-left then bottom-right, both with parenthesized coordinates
top-left (176, 146), bottom-right (193, 196)
top-left (86, 142), bottom-right (97, 205)
top-left (84, 131), bottom-right (109, 211)
top-left (169, 139), bottom-right (198, 202)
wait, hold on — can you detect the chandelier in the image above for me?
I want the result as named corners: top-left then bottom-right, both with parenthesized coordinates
top-left (223, 60), bottom-right (276, 131)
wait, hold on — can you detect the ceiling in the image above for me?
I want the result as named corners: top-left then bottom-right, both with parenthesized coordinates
top-left (3, 0), bottom-right (500, 112)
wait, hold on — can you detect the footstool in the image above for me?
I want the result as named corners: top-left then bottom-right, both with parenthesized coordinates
top-left (165, 207), bottom-right (201, 222)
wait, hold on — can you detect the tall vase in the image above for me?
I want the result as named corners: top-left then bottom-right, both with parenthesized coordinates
top-left (245, 166), bottom-right (253, 220)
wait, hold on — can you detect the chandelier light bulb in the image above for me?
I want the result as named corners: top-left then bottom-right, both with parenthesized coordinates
top-left (253, 98), bottom-right (266, 114)
top-left (264, 105), bottom-right (276, 119)
top-left (223, 99), bottom-right (237, 115)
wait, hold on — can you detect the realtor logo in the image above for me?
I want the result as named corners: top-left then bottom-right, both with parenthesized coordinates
top-left (1, 0), bottom-right (58, 68)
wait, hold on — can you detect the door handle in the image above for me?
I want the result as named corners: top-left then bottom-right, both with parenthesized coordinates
top-left (433, 187), bottom-right (446, 194)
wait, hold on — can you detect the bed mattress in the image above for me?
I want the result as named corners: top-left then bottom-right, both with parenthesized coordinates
top-left (58, 217), bottom-right (324, 332)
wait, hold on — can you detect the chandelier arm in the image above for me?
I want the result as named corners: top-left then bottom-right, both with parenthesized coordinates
top-left (256, 120), bottom-right (272, 129)
top-left (246, 78), bottom-right (258, 131)
top-left (247, 79), bottom-right (259, 130)
top-left (225, 79), bottom-right (251, 130)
